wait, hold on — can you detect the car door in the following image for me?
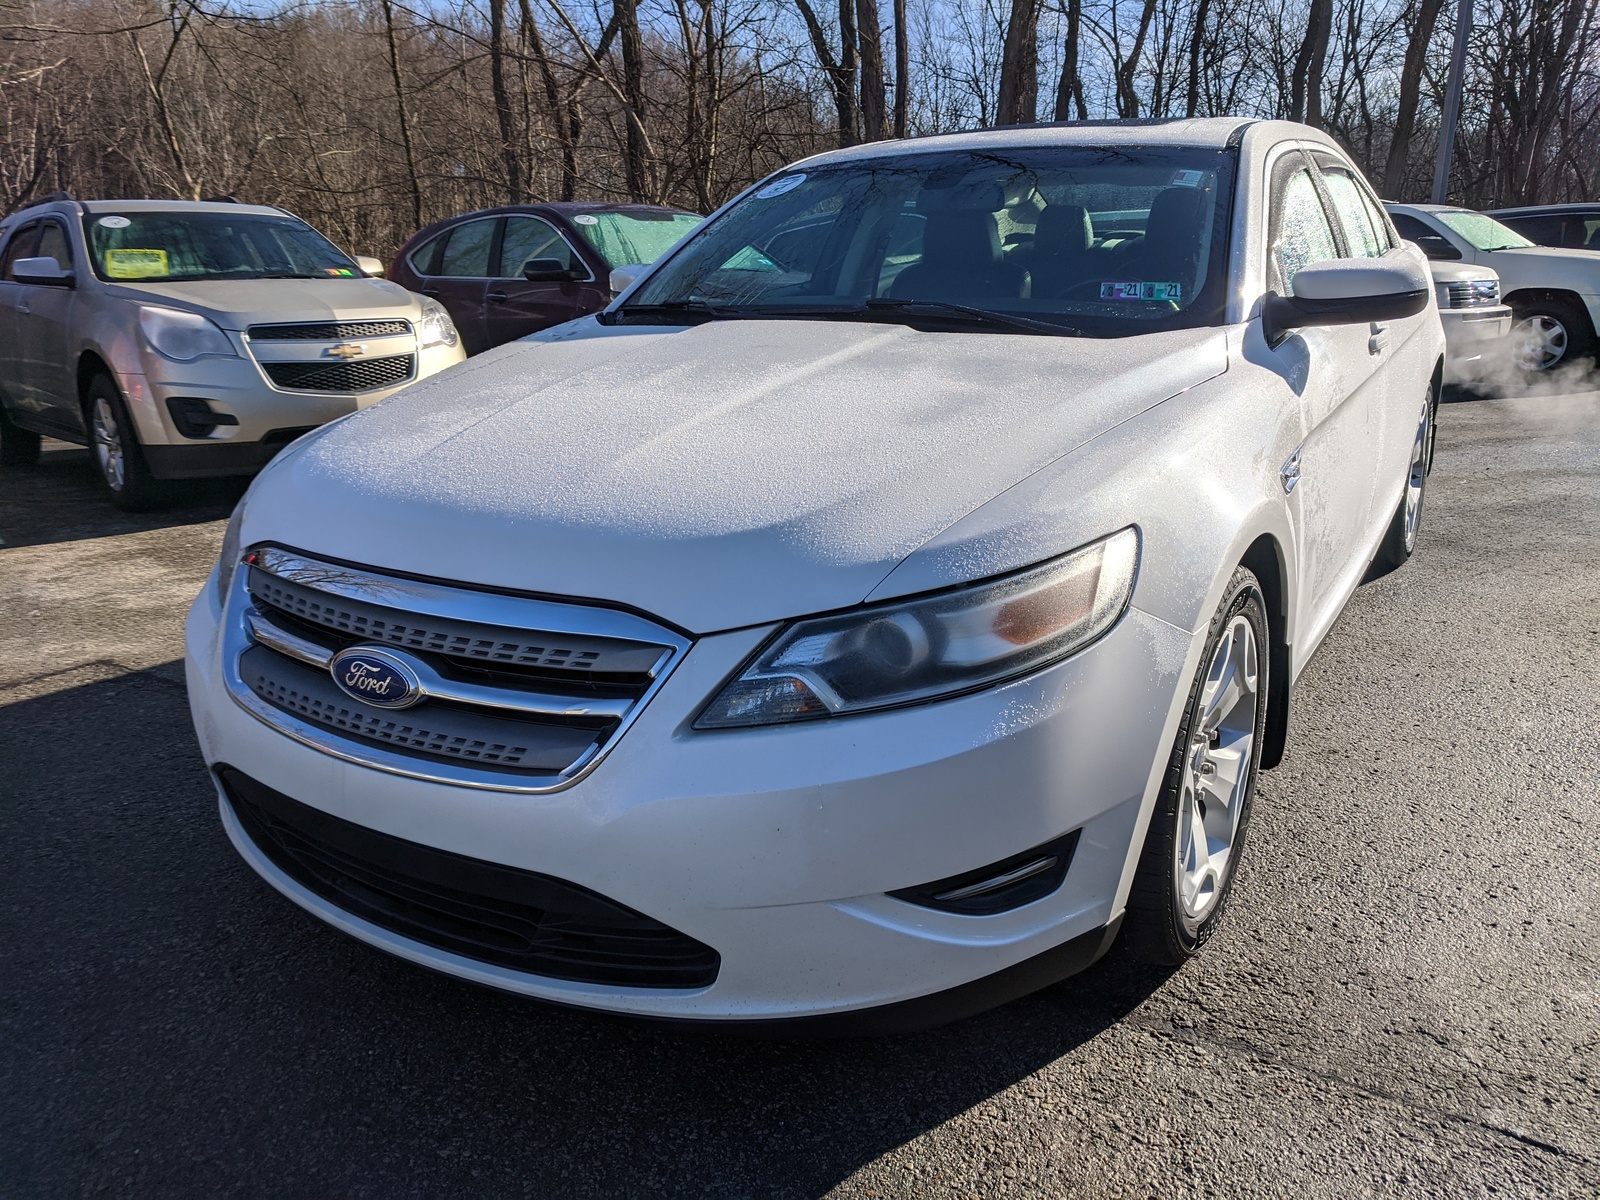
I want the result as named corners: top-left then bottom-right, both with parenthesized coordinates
top-left (0, 221), bottom-right (39, 417)
top-left (1314, 156), bottom-right (1429, 532)
top-left (483, 214), bottom-right (604, 349)
top-left (18, 218), bottom-right (82, 431)
top-left (408, 216), bottom-right (497, 355)
top-left (1266, 153), bottom-right (1382, 627)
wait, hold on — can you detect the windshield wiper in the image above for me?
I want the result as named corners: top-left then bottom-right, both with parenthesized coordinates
top-left (863, 298), bottom-right (1085, 336)
top-left (616, 298), bottom-right (741, 319)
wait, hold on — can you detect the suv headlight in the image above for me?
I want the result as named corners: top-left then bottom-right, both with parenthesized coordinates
top-left (695, 528), bottom-right (1140, 729)
top-left (139, 306), bottom-right (238, 361)
top-left (418, 296), bottom-right (459, 348)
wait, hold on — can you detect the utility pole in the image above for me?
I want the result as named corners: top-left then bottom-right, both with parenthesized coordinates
top-left (1431, 0), bottom-right (1472, 203)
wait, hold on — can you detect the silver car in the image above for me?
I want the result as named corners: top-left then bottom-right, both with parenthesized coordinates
top-left (0, 199), bottom-right (466, 508)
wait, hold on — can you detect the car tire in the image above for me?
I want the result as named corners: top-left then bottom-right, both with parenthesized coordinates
top-left (1368, 393), bottom-right (1434, 578)
top-left (1509, 295), bottom-right (1597, 374)
top-left (1121, 567), bottom-right (1269, 966)
top-left (0, 404), bottom-right (41, 468)
top-left (85, 374), bottom-right (168, 511)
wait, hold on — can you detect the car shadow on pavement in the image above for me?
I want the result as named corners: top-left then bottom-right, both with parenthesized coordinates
top-left (0, 442), bottom-right (246, 550)
top-left (0, 663), bottom-right (1172, 1199)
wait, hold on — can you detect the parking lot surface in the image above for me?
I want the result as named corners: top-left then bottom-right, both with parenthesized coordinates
top-left (2, 388), bottom-right (1598, 1198)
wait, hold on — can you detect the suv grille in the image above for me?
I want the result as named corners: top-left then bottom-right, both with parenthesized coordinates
top-left (249, 319), bottom-right (413, 340)
top-left (225, 547), bottom-right (685, 791)
top-left (263, 354), bottom-right (414, 393)
top-left (1444, 280), bottom-right (1499, 308)
top-left (220, 766), bottom-right (720, 988)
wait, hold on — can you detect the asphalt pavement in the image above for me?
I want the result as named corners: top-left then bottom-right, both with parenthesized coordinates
top-left (2, 386), bottom-right (1597, 1198)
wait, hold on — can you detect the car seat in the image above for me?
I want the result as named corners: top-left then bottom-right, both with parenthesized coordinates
top-left (1120, 186), bottom-right (1209, 290)
top-left (889, 209), bottom-right (1028, 304)
top-left (1027, 203), bottom-right (1095, 299)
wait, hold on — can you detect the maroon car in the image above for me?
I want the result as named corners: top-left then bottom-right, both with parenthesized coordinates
top-left (389, 203), bottom-right (702, 355)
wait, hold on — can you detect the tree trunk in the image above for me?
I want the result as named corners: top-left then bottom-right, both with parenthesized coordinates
top-left (488, 0), bottom-right (522, 202)
top-left (893, 0), bottom-right (909, 137)
top-left (1184, 0), bottom-right (1214, 117)
top-left (856, 0), bottom-right (887, 141)
top-left (517, 0), bottom-right (578, 202)
top-left (997, 0), bottom-right (1041, 125)
top-left (378, 0), bottom-right (422, 229)
top-left (794, 0), bottom-right (859, 145)
top-left (1115, 0), bottom-right (1159, 119)
top-left (1289, 0), bottom-right (1333, 125)
top-left (1052, 0), bottom-right (1086, 121)
top-left (613, 0), bottom-right (652, 200)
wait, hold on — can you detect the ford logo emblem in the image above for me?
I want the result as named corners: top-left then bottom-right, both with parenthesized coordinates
top-left (329, 647), bottom-right (424, 710)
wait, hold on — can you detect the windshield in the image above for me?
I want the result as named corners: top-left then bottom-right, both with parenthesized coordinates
top-left (83, 211), bottom-right (359, 282)
top-left (1435, 210), bottom-right (1534, 252)
top-left (624, 146), bottom-right (1236, 335)
top-left (573, 210), bottom-right (703, 269)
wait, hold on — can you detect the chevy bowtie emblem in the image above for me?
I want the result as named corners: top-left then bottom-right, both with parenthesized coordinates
top-left (324, 342), bottom-right (365, 359)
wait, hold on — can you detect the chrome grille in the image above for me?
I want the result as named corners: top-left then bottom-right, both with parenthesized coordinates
top-left (1444, 280), bottom-right (1499, 308)
top-left (222, 546), bottom-right (688, 792)
top-left (263, 354), bottom-right (414, 393)
top-left (249, 319), bottom-right (412, 340)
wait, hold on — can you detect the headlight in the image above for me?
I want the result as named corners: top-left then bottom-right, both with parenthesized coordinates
top-left (215, 497), bottom-right (248, 597)
top-left (418, 297), bottom-right (459, 348)
top-left (139, 306), bottom-right (238, 361)
top-left (695, 527), bottom-right (1140, 729)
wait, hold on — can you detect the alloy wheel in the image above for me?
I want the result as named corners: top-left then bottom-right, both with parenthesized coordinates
top-left (1403, 403), bottom-right (1430, 553)
top-left (93, 396), bottom-right (125, 491)
top-left (1175, 613), bottom-right (1260, 925)
top-left (1512, 314), bottom-right (1568, 371)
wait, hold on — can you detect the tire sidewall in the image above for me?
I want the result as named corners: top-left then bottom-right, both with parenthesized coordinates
top-left (1512, 298), bottom-right (1595, 373)
top-left (85, 375), bottom-right (161, 510)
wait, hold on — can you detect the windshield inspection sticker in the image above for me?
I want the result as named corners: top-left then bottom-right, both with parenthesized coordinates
top-left (573, 214), bottom-right (599, 225)
top-left (755, 174), bottom-right (806, 199)
top-left (96, 215), bottom-right (132, 229)
top-left (1170, 169), bottom-right (1206, 188)
top-left (104, 248), bottom-right (169, 279)
top-left (1101, 280), bottom-right (1183, 301)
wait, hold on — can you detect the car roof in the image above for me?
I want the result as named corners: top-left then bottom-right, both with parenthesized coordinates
top-left (1486, 203), bottom-right (1600, 216)
top-left (78, 198), bottom-right (288, 217)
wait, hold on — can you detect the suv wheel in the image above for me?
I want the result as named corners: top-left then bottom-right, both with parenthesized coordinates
top-left (1510, 296), bottom-right (1596, 374)
top-left (86, 374), bottom-right (168, 511)
top-left (0, 404), bottom-right (41, 467)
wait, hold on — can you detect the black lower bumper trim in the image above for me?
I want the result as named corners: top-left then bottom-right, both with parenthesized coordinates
top-left (144, 436), bottom-right (301, 479)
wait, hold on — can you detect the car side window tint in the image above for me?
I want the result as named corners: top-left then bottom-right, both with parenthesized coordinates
top-left (0, 222), bottom-right (39, 280)
top-left (1321, 169), bottom-right (1383, 257)
top-left (35, 222), bottom-right (73, 270)
top-left (438, 218), bottom-right (497, 278)
top-left (408, 231), bottom-right (446, 276)
top-left (499, 216), bottom-right (574, 277)
top-left (1271, 170), bottom-right (1339, 293)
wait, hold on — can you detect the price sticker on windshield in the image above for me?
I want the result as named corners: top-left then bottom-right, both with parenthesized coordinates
top-left (1170, 169), bottom-right (1207, 188)
top-left (104, 249), bottom-right (169, 279)
top-left (1100, 281), bottom-right (1183, 301)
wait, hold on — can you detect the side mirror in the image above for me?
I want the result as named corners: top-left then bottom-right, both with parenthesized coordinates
top-left (1409, 234), bottom-right (1462, 262)
top-left (609, 264), bottom-right (647, 294)
top-left (355, 255), bottom-right (386, 277)
top-left (13, 256), bottom-right (74, 287)
top-left (522, 257), bottom-right (583, 282)
top-left (1264, 256), bottom-right (1430, 342)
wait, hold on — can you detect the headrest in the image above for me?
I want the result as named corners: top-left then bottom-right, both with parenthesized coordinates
top-left (1034, 204), bottom-right (1093, 256)
top-left (919, 211), bottom-right (1003, 268)
top-left (916, 178), bottom-right (1007, 214)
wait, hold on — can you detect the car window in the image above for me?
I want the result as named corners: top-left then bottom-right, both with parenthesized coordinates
top-left (1270, 170), bottom-right (1340, 293)
top-left (0, 222), bottom-right (39, 280)
top-left (498, 216), bottom-right (576, 277)
top-left (569, 211), bottom-right (702, 270)
top-left (626, 145), bottom-right (1238, 335)
top-left (1434, 210), bottom-right (1533, 251)
top-left (407, 230), bottom-right (447, 276)
top-left (437, 218), bottom-right (497, 278)
top-left (35, 222), bottom-right (73, 270)
top-left (83, 211), bottom-right (358, 281)
top-left (1585, 218), bottom-right (1600, 250)
top-left (1320, 169), bottom-right (1384, 258)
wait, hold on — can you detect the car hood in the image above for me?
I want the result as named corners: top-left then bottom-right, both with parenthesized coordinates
top-left (246, 318), bottom-right (1228, 633)
top-left (106, 277), bottom-right (422, 329)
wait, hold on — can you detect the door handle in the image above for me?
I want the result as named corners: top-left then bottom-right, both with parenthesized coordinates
top-left (1280, 444), bottom-right (1303, 494)
top-left (486, 291), bottom-right (509, 304)
top-left (420, 287), bottom-right (441, 298)
top-left (1368, 322), bottom-right (1390, 354)
top-left (15, 299), bottom-right (29, 315)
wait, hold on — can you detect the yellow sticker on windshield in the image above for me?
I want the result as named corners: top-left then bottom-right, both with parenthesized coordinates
top-left (104, 249), bottom-right (169, 279)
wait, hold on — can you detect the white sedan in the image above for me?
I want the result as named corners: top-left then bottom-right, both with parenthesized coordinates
top-left (188, 118), bottom-right (1443, 1031)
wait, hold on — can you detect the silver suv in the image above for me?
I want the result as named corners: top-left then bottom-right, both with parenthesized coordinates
top-left (0, 198), bottom-right (465, 508)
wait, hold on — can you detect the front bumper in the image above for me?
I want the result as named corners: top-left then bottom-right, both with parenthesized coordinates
top-left (1439, 305), bottom-right (1512, 382)
top-left (186, 567), bottom-right (1198, 1025)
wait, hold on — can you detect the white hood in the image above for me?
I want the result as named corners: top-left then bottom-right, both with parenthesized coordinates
top-left (246, 318), bottom-right (1227, 632)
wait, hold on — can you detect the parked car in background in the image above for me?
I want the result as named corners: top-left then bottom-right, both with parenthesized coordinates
top-left (1425, 260), bottom-right (1511, 383)
top-left (1486, 203), bottom-right (1600, 253)
top-left (1386, 202), bottom-right (1599, 374)
top-left (190, 118), bottom-right (1444, 1031)
top-left (0, 198), bottom-right (465, 509)
top-left (389, 203), bottom-right (703, 354)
